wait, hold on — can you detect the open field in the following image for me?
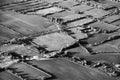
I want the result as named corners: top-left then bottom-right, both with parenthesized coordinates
top-left (8, 62), bottom-right (52, 80)
top-left (33, 32), bottom-right (75, 51)
top-left (0, 71), bottom-right (22, 80)
top-left (27, 58), bottom-right (116, 80)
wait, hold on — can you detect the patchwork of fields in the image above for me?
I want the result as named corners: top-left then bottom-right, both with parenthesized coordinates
top-left (0, 0), bottom-right (120, 80)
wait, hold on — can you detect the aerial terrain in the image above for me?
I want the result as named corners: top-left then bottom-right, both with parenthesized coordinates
top-left (0, 0), bottom-right (120, 80)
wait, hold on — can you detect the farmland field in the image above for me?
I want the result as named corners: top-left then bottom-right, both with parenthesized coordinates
top-left (27, 58), bottom-right (116, 80)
